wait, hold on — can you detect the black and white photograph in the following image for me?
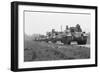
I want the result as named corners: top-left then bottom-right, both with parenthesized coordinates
top-left (24, 11), bottom-right (91, 62)
top-left (11, 1), bottom-right (97, 71)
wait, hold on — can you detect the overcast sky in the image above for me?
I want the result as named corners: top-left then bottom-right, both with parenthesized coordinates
top-left (25, 11), bottom-right (91, 36)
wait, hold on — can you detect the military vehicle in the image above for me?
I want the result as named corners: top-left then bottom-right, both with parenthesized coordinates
top-left (34, 24), bottom-right (88, 45)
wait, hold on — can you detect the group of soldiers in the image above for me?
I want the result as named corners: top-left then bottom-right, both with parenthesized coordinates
top-left (65, 24), bottom-right (82, 33)
top-left (46, 24), bottom-right (82, 38)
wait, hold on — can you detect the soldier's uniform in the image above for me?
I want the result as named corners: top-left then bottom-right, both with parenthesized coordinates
top-left (65, 25), bottom-right (70, 34)
top-left (76, 24), bottom-right (82, 32)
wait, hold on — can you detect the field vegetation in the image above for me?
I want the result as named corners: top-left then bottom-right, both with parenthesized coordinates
top-left (24, 40), bottom-right (90, 62)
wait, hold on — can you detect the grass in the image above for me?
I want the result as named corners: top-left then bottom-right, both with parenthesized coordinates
top-left (24, 40), bottom-right (90, 62)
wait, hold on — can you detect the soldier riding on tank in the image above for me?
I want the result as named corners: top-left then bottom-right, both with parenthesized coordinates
top-left (35, 24), bottom-right (88, 45)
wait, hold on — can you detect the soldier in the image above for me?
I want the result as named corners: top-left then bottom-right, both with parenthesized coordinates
top-left (76, 24), bottom-right (82, 32)
top-left (52, 29), bottom-right (55, 33)
top-left (51, 29), bottom-right (56, 38)
top-left (46, 32), bottom-right (51, 38)
top-left (65, 25), bottom-right (70, 33)
top-left (66, 25), bottom-right (68, 30)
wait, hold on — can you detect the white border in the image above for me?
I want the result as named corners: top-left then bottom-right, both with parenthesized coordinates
top-left (18, 5), bottom-right (95, 68)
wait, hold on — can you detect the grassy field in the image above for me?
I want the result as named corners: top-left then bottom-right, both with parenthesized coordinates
top-left (24, 40), bottom-right (90, 62)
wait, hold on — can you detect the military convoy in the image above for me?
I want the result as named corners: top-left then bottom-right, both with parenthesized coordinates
top-left (34, 24), bottom-right (88, 45)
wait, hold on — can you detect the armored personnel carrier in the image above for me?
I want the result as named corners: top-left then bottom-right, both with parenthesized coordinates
top-left (35, 24), bottom-right (88, 45)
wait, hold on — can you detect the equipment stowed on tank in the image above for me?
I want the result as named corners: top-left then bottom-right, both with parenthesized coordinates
top-left (35, 24), bottom-right (88, 45)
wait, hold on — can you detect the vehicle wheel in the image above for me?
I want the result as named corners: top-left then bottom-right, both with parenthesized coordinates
top-left (77, 41), bottom-right (82, 45)
top-left (68, 41), bottom-right (71, 45)
top-left (61, 36), bottom-right (72, 45)
top-left (61, 40), bottom-right (71, 45)
top-left (82, 40), bottom-right (87, 44)
top-left (45, 41), bottom-right (48, 43)
top-left (52, 40), bottom-right (56, 43)
top-left (77, 40), bottom-right (87, 45)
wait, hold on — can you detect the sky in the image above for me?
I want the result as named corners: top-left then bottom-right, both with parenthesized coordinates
top-left (25, 11), bottom-right (91, 36)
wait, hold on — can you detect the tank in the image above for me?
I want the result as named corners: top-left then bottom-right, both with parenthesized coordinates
top-left (34, 24), bottom-right (88, 45)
